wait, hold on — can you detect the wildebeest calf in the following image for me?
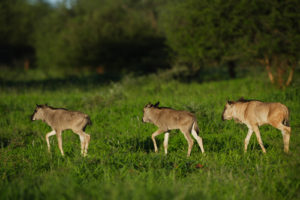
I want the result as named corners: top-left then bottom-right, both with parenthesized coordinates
top-left (222, 98), bottom-right (291, 153)
top-left (31, 104), bottom-right (91, 156)
top-left (142, 102), bottom-right (205, 156)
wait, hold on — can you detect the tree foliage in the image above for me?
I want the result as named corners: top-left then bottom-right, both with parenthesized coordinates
top-left (0, 0), bottom-right (51, 67)
top-left (0, 0), bottom-right (299, 85)
top-left (34, 0), bottom-right (168, 73)
top-left (160, 0), bottom-right (300, 85)
top-left (246, 0), bottom-right (300, 87)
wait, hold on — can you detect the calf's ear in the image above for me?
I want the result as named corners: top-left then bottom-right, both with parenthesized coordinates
top-left (145, 103), bottom-right (152, 108)
top-left (227, 100), bottom-right (234, 105)
top-left (238, 97), bottom-right (244, 101)
top-left (154, 102), bottom-right (160, 107)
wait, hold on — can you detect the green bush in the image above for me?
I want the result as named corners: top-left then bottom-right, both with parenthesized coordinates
top-left (34, 0), bottom-right (169, 73)
top-left (159, 0), bottom-right (300, 81)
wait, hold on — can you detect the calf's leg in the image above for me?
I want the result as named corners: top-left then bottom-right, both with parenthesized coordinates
top-left (275, 123), bottom-right (291, 153)
top-left (191, 129), bottom-right (204, 153)
top-left (253, 126), bottom-right (266, 153)
top-left (56, 130), bottom-right (64, 156)
top-left (79, 134), bottom-right (85, 155)
top-left (45, 130), bottom-right (56, 153)
top-left (74, 130), bottom-right (88, 156)
top-left (151, 129), bottom-right (164, 153)
top-left (182, 130), bottom-right (194, 157)
top-left (84, 133), bottom-right (90, 156)
top-left (163, 132), bottom-right (169, 155)
top-left (244, 128), bottom-right (253, 152)
top-left (269, 113), bottom-right (292, 153)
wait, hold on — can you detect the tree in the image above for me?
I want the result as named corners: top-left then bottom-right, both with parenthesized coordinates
top-left (0, 0), bottom-right (51, 69)
top-left (246, 0), bottom-right (300, 88)
top-left (34, 0), bottom-right (169, 73)
top-left (159, 0), bottom-right (300, 85)
top-left (159, 0), bottom-right (249, 77)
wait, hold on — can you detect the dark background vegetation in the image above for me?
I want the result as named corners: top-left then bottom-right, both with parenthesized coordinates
top-left (0, 0), bottom-right (299, 85)
top-left (1, 1), bottom-right (300, 199)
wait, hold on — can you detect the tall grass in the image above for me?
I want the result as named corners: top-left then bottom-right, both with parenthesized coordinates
top-left (0, 70), bottom-right (299, 200)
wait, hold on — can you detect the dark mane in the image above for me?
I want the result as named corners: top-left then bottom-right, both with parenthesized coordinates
top-left (157, 106), bottom-right (173, 110)
top-left (144, 102), bottom-right (173, 110)
top-left (44, 105), bottom-right (68, 111)
top-left (235, 97), bottom-right (262, 103)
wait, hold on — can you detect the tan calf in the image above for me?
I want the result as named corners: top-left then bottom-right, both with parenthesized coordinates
top-left (31, 104), bottom-right (91, 156)
top-left (222, 98), bottom-right (291, 153)
top-left (142, 102), bottom-right (205, 156)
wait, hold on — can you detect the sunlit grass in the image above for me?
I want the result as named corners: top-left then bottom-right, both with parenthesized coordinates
top-left (0, 72), bottom-right (299, 200)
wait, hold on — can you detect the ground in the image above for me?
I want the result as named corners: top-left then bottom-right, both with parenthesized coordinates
top-left (0, 70), bottom-right (299, 200)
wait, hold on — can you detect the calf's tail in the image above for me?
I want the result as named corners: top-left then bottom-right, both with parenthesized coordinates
top-left (83, 115), bottom-right (92, 131)
top-left (192, 121), bottom-right (200, 135)
top-left (283, 116), bottom-right (290, 127)
top-left (86, 116), bottom-right (92, 126)
top-left (282, 107), bottom-right (290, 127)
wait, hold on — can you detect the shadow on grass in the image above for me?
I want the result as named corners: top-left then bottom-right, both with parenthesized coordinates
top-left (125, 137), bottom-right (159, 153)
top-left (0, 136), bottom-right (10, 148)
top-left (199, 134), bottom-right (271, 153)
top-left (0, 73), bottom-right (122, 91)
top-left (0, 64), bottom-right (257, 91)
top-left (166, 65), bottom-right (251, 84)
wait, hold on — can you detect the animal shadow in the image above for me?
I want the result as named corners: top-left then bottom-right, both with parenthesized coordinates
top-left (126, 137), bottom-right (159, 153)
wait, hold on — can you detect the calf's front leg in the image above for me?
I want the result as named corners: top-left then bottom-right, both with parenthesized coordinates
top-left (45, 130), bottom-right (56, 153)
top-left (253, 126), bottom-right (266, 153)
top-left (151, 129), bottom-right (164, 153)
top-left (163, 132), bottom-right (169, 155)
top-left (244, 128), bottom-right (253, 152)
top-left (56, 130), bottom-right (65, 156)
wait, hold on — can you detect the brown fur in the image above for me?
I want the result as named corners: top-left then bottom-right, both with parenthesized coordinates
top-left (222, 98), bottom-right (291, 153)
top-left (31, 104), bottom-right (91, 156)
top-left (142, 102), bottom-right (204, 156)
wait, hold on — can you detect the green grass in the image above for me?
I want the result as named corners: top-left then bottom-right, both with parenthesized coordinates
top-left (0, 71), bottom-right (299, 200)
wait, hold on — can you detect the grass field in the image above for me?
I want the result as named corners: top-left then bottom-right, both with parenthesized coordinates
top-left (0, 69), bottom-right (299, 200)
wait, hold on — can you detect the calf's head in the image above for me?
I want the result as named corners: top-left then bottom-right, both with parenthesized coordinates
top-left (31, 104), bottom-right (46, 121)
top-left (222, 101), bottom-right (235, 121)
top-left (142, 102), bottom-right (159, 123)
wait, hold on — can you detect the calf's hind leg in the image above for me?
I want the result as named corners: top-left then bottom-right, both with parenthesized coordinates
top-left (74, 130), bottom-right (87, 156)
top-left (283, 128), bottom-right (291, 153)
top-left (191, 129), bottom-right (205, 153)
top-left (275, 123), bottom-right (291, 153)
top-left (83, 133), bottom-right (90, 156)
top-left (182, 130), bottom-right (194, 157)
